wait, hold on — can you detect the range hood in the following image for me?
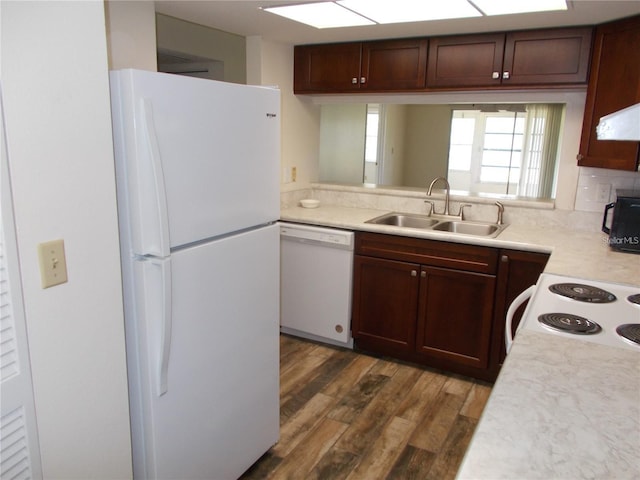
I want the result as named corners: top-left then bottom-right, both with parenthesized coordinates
top-left (596, 103), bottom-right (640, 141)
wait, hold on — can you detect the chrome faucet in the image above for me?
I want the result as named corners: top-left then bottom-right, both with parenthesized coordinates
top-left (427, 176), bottom-right (451, 216)
top-left (495, 201), bottom-right (505, 225)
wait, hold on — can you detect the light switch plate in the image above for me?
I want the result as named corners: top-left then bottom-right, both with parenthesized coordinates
top-left (38, 239), bottom-right (68, 288)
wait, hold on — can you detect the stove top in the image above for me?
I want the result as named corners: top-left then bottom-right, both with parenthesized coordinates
top-left (537, 313), bottom-right (602, 335)
top-left (520, 273), bottom-right (640, 351)
top-left (548, 283), bottom-right (616, 303)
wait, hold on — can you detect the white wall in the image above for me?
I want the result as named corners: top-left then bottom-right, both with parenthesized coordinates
top-left (247, 36), bottom-right (321, 191)
top-left (105, 0), bottom-right (157, 71)
top-left (319, 104), bottom-right (366, 183)
top-left (402, 105), bottom-right (451, 187)
top-left (157, 13), bottom-right (246, 84)
top-left (1, 1), bottom-right (132, 478)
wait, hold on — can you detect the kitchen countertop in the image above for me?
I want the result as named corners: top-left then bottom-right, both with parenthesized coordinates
top-left (457, 330), bottom-right (640, 479)
top-left (280, 204), bottom-right (640, 286)
top-left (281, 203), bottom-right (640, 479)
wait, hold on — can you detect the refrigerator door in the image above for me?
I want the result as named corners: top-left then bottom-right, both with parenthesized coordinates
top-left (130, 225), bottom-right (280, 479)
top-left (110, 69), bottom-right (280, 256)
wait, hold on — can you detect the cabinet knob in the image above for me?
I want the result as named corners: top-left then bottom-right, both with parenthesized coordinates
top-left (360, 77), bottom-right (366, 84)
top-left (501, 255), bottom-right (509, 263)
top-left (411, 270), bottom-right (417, 277)
top-left (351, 77), bottom-right (358, 84)
top-left (502, 71), bottom-right (510, 79)
top-left (421, 271), bottom-right (426, 278)
top-left (492, 71), bottom-right (500, 79)
top-left (576, 154), bottom-right (584, 161)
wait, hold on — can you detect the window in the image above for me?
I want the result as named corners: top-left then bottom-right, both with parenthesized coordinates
top-left (447, 104), bottom-right (563, 198)
top-left (363, 104), bottom-right (383, 183)
top-left (364, 104), bottom-right (380, 164)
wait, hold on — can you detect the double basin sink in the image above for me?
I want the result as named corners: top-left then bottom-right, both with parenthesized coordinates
top-left (365, 212), bottom-right (506, 238)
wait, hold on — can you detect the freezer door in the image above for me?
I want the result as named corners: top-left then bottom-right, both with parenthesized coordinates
top-left (130, 225), bottom-right (279, 479)
top-left (110, 69), bottom-right (280, 256)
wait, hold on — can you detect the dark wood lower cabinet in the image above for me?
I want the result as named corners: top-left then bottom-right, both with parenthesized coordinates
top-left (489, 249), bottom-right (550, 377)
top-left (416, 266), bottom-right (495, 369)
top-left (352, 256), bottom-right (419, 355)
top-left (351, 232), bottom-right (549, 382)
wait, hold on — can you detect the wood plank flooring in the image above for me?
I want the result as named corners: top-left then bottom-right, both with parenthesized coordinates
top-left (240, 334), bottom-right (492, 480)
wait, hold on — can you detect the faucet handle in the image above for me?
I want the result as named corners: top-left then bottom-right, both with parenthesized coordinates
top-left (424, 200), bottom-right (435, 216)
top-left (458, 203), bottom-right (472, 220)
top-left (495, 201), bottom-right (505, 225)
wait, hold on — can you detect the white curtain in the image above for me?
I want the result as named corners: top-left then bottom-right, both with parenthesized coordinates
top-left (518, 104), bottom-right (563, 198)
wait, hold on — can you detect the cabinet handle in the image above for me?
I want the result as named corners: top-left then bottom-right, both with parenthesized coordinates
top-left (576, 154), bottom-right (584, 161)
top-left (502, 71), bottom-right (510, 79)
top-left (351, 77), bottom-right (358, 84)
top-left (360, 77), bottom-right (366, 84)
top-left (411, 270), bottom-right (417, 277)
top-left (421, 271), bottom-right (426, 278)
top-left (492, 71), bottom-right (500, 79)
top-left (501, 255), bottom-right (509, 263)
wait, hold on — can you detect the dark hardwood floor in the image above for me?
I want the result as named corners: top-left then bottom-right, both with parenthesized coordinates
top-left (241, 334), bottom-right (492, 480)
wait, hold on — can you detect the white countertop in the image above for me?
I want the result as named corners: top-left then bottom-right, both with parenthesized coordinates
top-left (456, 331), bottom-right (640, 479)
top-left (280, 204), bottom-right (640, 286)
top-left (280, 203), bottom-right (640, 479)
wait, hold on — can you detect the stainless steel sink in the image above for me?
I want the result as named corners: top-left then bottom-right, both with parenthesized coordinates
top-left (365, 212), bottom-right (506, 238)
top-left (431, 221), bottom-right (502, 237)
top-left (365, 213), bottom-right (440, 229)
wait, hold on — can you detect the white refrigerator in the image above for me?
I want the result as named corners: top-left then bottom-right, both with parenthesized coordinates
top-left (109, 69), bottom-right (280, 480)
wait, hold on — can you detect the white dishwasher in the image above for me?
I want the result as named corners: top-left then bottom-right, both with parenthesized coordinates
top-left (280, 222), bottom-right (354, 348)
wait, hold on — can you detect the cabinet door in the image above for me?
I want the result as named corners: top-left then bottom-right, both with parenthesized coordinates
top-left (294, 43), bottom-right (361, 93)
top-left (361, 38), bottom-right (428, 90)
top-left (352, 255), bottom-right (419, 355)
top-left (502, 27), bottom-right (592, 85)
top-left (427, 33), bottom-right (505, 88)
top-left (578, 15), bottom-right (640, 170)
top-left (490, 250), bottom-right (549, 374)
top-left (415, 266), bottom-right (495, 369)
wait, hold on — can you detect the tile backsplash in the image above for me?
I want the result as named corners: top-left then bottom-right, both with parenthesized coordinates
top-left (575, 167), bottom-right (640, 212)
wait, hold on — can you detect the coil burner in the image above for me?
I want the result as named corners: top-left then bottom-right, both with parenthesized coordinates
top-left (627, 294), bottom-right (640, 306)
top-left (538, 313), bottom-right (602, 335)
top-left (616, 324), bottom-right (640, 346)
top-left (548, 283), bottom-right (616, 303)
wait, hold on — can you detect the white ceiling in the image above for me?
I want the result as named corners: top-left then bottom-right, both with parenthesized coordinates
top-left (154, 0), bottom-right (640, 45)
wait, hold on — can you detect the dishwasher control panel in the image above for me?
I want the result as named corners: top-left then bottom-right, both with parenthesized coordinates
top-left (280, 224), bottom-right (354, 248)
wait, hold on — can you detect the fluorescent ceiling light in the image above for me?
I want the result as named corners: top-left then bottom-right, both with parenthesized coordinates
top-left (338, 0), bottom-right (481, 23)
top-left (262, 2), bottom-right (374, 29)
top-left (262, 1), bottom-right (568, 29)
top-left (472, 0), bottom-right (568, 16)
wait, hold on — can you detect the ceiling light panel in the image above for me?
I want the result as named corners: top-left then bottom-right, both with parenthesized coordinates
top-left (471, 0), bottom-right (568, 16)
top-left (262, 2), bottom-right (374, 29)
top-left (338, 0), bottom-right (482, 23)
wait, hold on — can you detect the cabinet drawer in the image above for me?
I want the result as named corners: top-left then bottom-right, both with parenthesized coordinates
top-left (355, 232), bottom-right (498, 274)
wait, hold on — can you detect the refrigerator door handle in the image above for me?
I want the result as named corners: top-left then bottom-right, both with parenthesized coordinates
top-left (140, 98), bottom-right (171, 257)
top-left (143, 257), bottom-right (173, 396)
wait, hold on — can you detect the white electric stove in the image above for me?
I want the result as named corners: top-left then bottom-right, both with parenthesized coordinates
top-left (508, 273), bottom-right (640, 352)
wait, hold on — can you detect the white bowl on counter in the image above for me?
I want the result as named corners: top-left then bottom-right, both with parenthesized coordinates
top-left (300, 199), bottom-right (320, 209)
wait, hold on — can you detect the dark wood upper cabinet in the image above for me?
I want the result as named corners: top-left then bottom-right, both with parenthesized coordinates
top-left (294, 42), bottom-right (361, 93)
top-left (427, 27), bottom-right (592, 88)
top-left (361, 39), bottom-right (428, 90)
top-left (427, 33), bottom-right (505, 88)
top-left (503, 27), bottom-right (593, 85)
top-left (578, 15), bottom-right (640, 171)
top-left (294, 38), bottom-right (427, 93)
top-left (296, 26), bottom-right (592, 93)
